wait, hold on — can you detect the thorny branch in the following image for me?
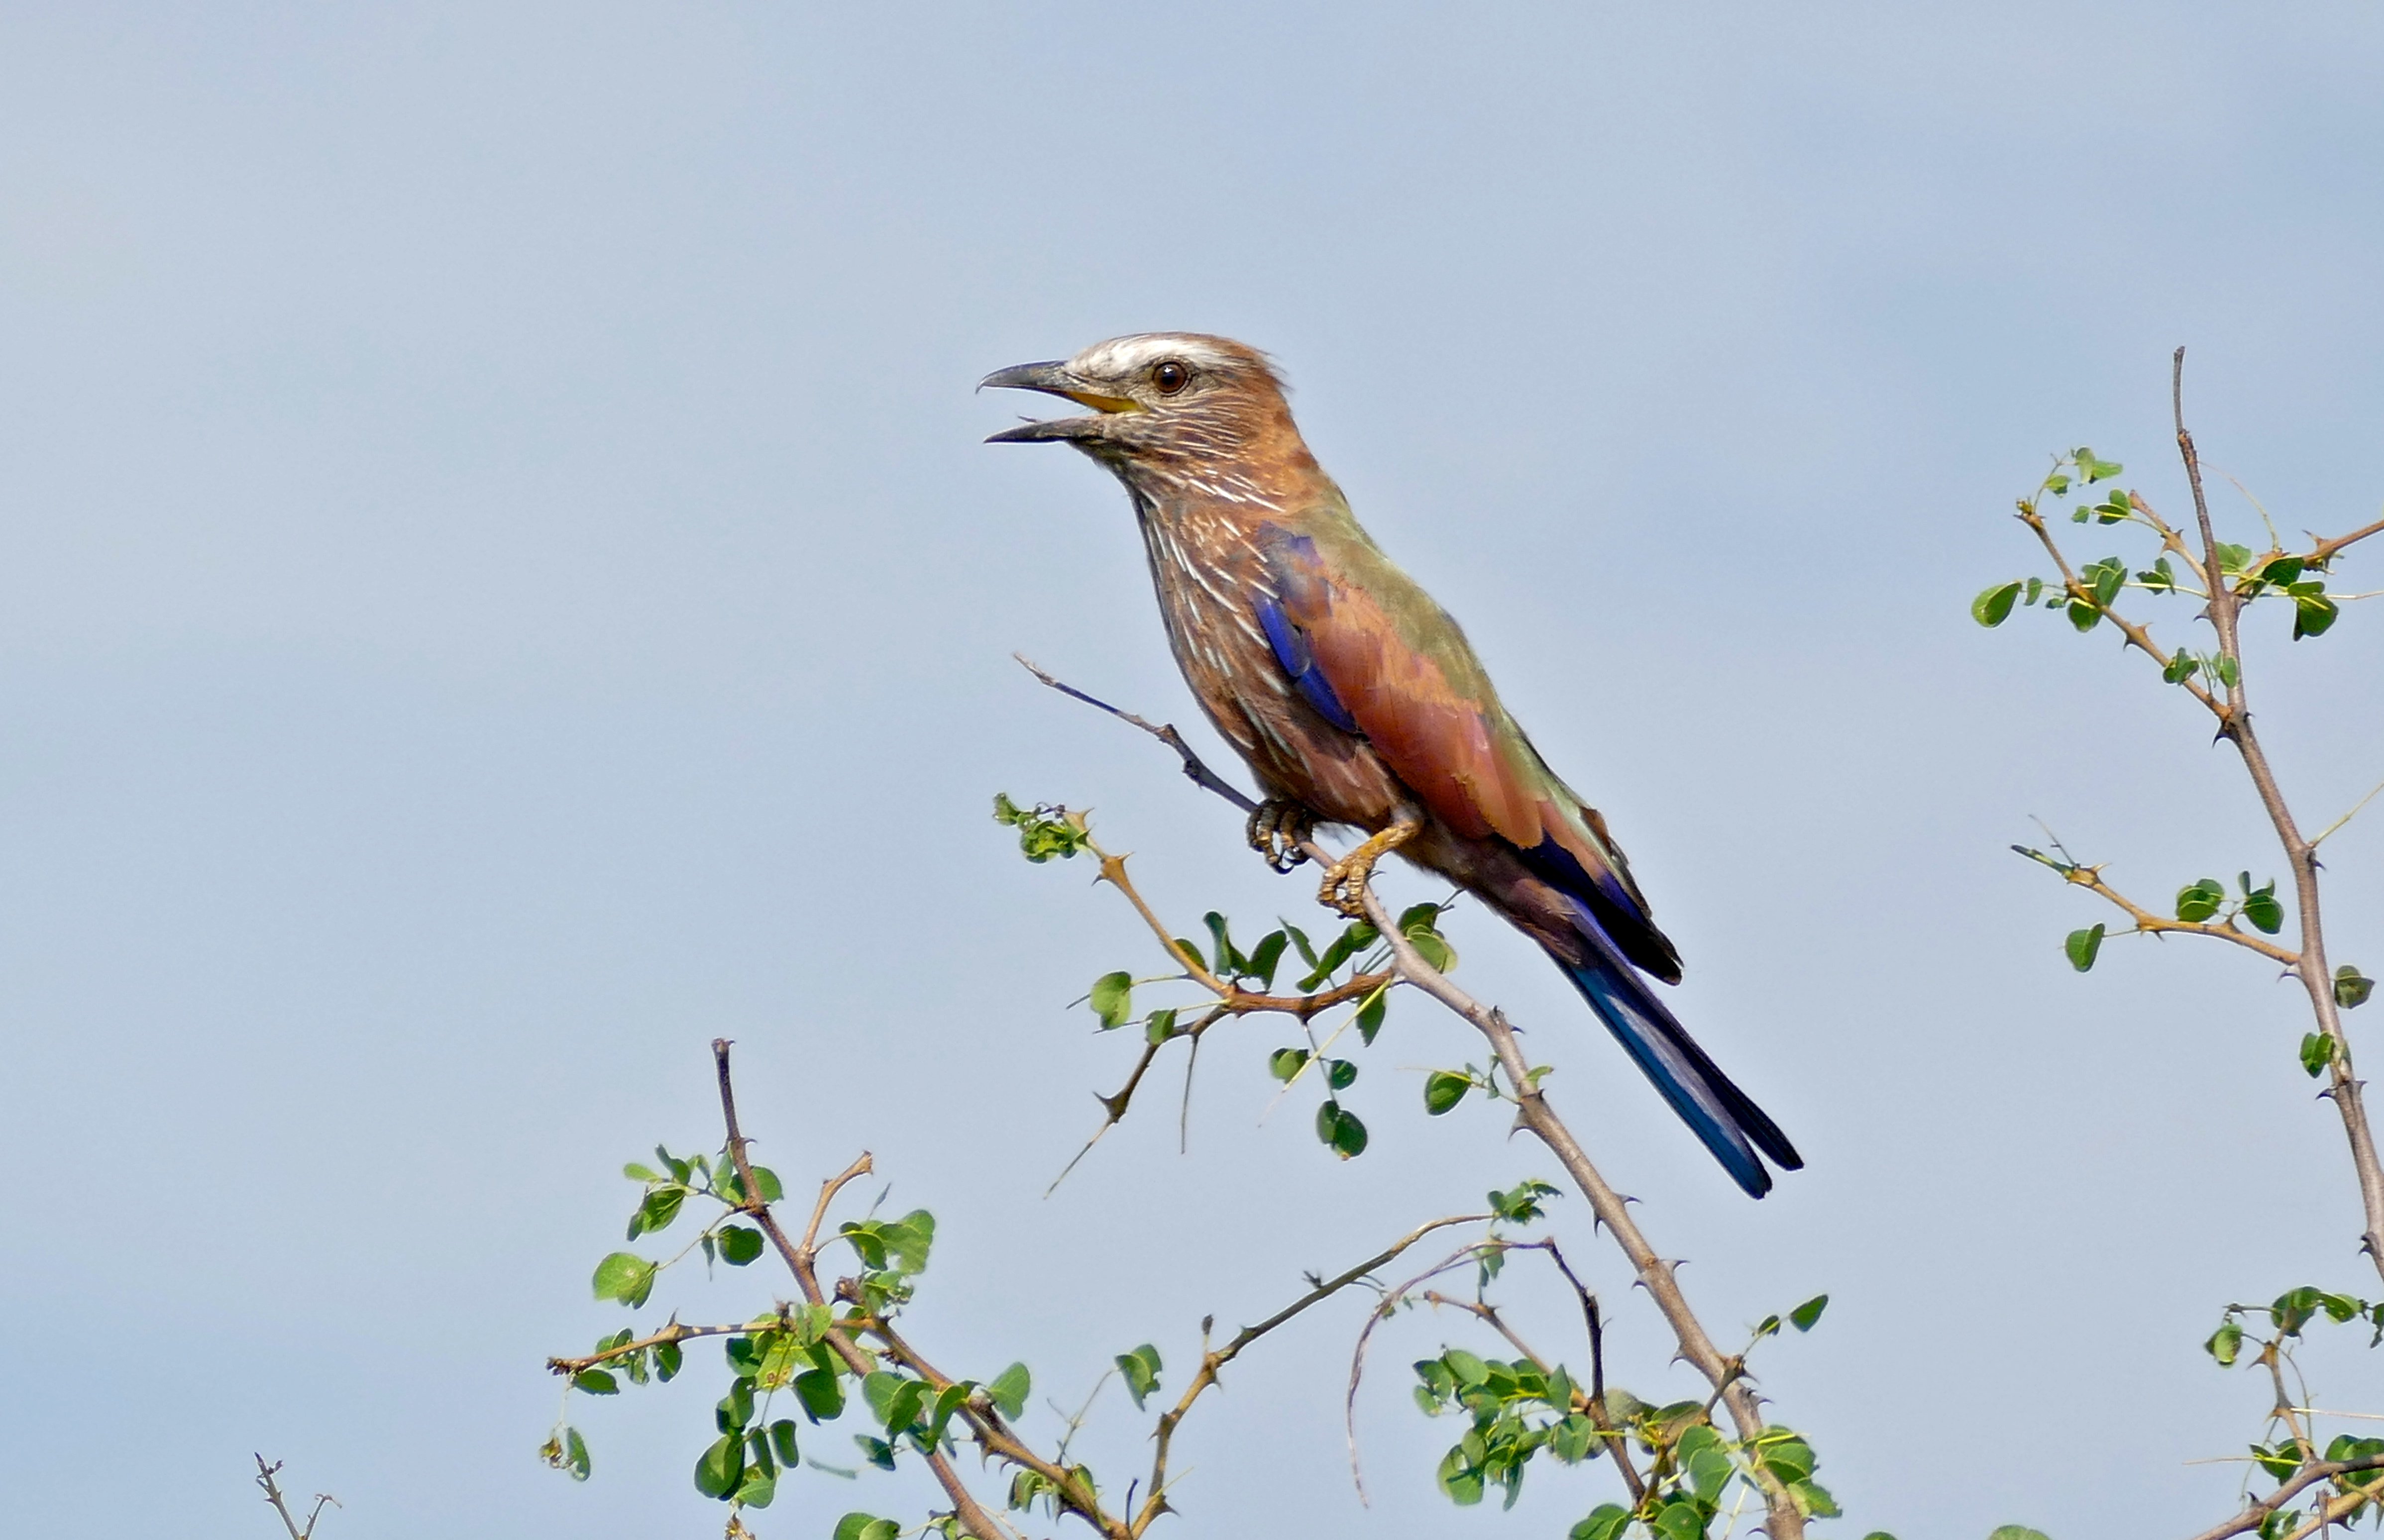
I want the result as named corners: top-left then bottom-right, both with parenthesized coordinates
top-left (1022, 664), bottom-right (1811, 1540)
top-left (2012, 841), bottom-right (2301, 968)
top-left (578, 1040), bottom-right (1501, 1540)
top-left (253, 1456), bottom-right (337, 1540)
top-left (2170, 351), bottom-right (2384, 1283)
top-left (2007, 355), bottom-right (2384, 1282)
top-left (2182, 1448), bottom-right (2384, 1540)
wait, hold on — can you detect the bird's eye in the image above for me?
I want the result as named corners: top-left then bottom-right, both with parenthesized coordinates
top-left (1151, 360), bottom-right (1190, 395)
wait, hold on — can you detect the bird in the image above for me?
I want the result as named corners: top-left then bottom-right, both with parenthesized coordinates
top-left (981, 333), bottom-right (1800, 1198)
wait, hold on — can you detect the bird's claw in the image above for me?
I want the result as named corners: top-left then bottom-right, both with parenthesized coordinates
top-left (1318, 818), bottom-right (1422, 919)
top-left (1247, 799), bottom-right (1315, 873)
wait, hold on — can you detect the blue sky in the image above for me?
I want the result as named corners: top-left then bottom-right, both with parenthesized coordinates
top-left (4, 4), bottom-right (2383, 1536)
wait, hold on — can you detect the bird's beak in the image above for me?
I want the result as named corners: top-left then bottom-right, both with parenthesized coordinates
top-left (979, 360), bottom-right (1140, 443)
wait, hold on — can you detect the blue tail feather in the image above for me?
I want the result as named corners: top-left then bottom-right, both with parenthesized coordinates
top-left (1551, 901), bottom-right (1801, 1199)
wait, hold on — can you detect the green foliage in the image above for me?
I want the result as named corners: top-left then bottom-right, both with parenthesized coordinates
top-left (539, 1425), bottom-right (591, 1481)
top-left (1488, 1178), bottom-right (1559, 1226)
top-left (986, 1362), bottom-right (1031, 1420)
top-left (1114, 1343), bottom-right (1162, 1410)
top-left (992, 793), bottom-right (1092, 862)
top-left (1087, 971), bottom-right (1133, 1028)
top-left (1316, 1100), bottom-right (1369, 1158)
top-left (2064, 924), bottom-right (2104, 973)
top-left (1424, 1068), bottom-right (1473, 1115)
top-left (2339, 966), bottom-right (2375, 1010)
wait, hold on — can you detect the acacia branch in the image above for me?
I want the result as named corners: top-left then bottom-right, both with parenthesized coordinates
top-left (2013, 501), bottom-right (2227, 720)
top-left (2309, 513), bottom-right (2384, 567)
top-left (253, 1456), bottom-right (337, 1540)
top-left (1027, 669), bottom-right (1809, 1540)
top-left (2170, 352), bottom-right (2384, 1279)
top-left (710, 1040), bottom-right (1018, 1540)
top-left (2182, 1449), bottom-right (2384, 1540)
top-left (2013, 845), bottom-right (2301, 967)
top-left (1127, 1212), bottom-right (1495, 1537)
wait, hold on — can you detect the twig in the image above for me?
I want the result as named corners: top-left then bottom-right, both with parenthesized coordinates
top-left (2180, 1448), bottom-right (2384, 1540)
top-left (1015, 655), bottom-right (1257, 814)
top-left (253, 1456), bottom-right (337, 1540)
top-left (2171, 352), bottom-right (2384, 1280)
top-left (710, 1040), bottom-right (1018, 1540)
top-left (2013, 845), bottom-right (2301, 968)
top-left (1027, 668), bottom-right (1810, 1540)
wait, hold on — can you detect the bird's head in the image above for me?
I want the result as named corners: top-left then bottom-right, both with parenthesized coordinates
top-left (980, 333), bottom-right (1313, 489)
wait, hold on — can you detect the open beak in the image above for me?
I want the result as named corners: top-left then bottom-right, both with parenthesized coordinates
top-left (979, 360), bottom-right (1140, 443)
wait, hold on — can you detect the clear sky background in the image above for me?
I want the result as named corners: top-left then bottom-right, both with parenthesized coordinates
top-left (4, 4), bottom-right (2383, 1537)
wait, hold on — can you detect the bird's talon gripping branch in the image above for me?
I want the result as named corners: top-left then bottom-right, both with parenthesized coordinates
top-left (1319, 818), bottom-right (1421, 918)
top-left (1246, 798), bottom-right (1316, 873)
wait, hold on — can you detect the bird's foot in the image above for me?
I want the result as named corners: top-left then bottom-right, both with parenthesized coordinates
top-left (1318, 818), bottom-right (1422, 919)
top-left (1246, 799), bottom-right (1316, 873)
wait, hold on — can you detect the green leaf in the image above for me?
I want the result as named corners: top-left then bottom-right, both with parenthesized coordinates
top-left (2161, 650), bottom-right (2200, 685)
top-left (2064, 924), bottom-right (2105, 972)
top-left (1203, 911), bottom-right (1246, 976)
top-left (590, 1252), bottom-right (656, 1307)
top-left (794, 1366), bottom-right (846, 1421)
top-left (655, 1340), bottom-right (682, 1381)
top-left (1423, 1070), bottom-right (1471, 1116)
top-left (2214, 653), bottom-right (2241, 688)
top-left (1790, 1294), bottom-right (1829, 1332)
top-left (2175, 877), bottom-right (2225, 923)
top-left (2337, 966), bottom-right (2374, 1010)
top-left (692, 1433), bottom-right (744, 1500)
top-left (1143, 1008), bottom-right (1179, 1045)
top-left (562, 1426), bottom-right (591, 1480)
top-left (1355, 986), bottom-right (1389, 1045)
top-left (833, 1515), bottom-right (901, 1540)
top-left (572, 1368), bottom-right (619, 1395)
top-left (1247, 929), bottom-right (1289, 988)
top-left (768, 1418), bottom-right (799, 1466)
top-left (2206, 1317), bottom-right (2244, 1366)
top-left (1088, 972), bottom-right (1134, 1028)
top-left (1326, 1058), bottom-right (1358, 1091)
top-left (2293, 592), bottom-right (2340, 639)
top-left (750, 1165), bottom-right (784, 1202)
top-left (987, 1362), bottom-right (1031, 1420)
top-left (2067, 598), bottom-right (2100, 631)
top-left (1985, 1529), bottom-right (2053, 1540)
top-left (992, 795), bottom-right (1091, 862)
top-left (1570, 1506), bottom-right (1633, 1540)
top-left (2215, 541), bottom-right (2252, 574)
top-left (1971, 582), bottom-right (2024, 628)
top-left (622, 1161), bottom-right (660, 1182)
top-left (2301, 1032), bottom-right (2337, 1078)
top-left (1269, 1047), bottom-right (1309, 1082)
top-left (2240, 881), bottom-right (2284, 934)
top-left (1282, 921), bottom-right (1317, 968)
top-left (881, 1378), bottom-right (927, 1435)
top-left (718, 1225), bottom-right (764, 1266)
top-left (854, 1434), bottom-right (897, 1470)
top-left (718, 1376), bottom-right (756, 1433)
top-left (2090, 558), bottom-right (2125, 607)
top-left (1115, 1344), bottom-right (1162, 1410)
top-left (1317, 1101), bottom-right (1369, 1158)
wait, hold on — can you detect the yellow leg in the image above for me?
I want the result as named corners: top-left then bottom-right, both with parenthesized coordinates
top-left (1318, 817), bottom-right (1422, 918)
top-left (1246, 799), bottom-right (1316, 873)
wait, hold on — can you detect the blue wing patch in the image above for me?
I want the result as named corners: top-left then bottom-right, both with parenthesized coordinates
top-left (1254, 595), bottom-right (1361, 734)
